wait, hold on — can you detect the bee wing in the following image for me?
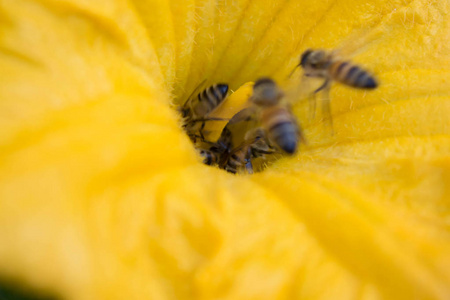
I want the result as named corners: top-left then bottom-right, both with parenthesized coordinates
top-left (229, 136), bottom-right (257, 155)
top-left (331, 26), bottom-right (384, 59)
top-left (217, 106), bottom-right (259, 150)
top-left (319, 83), bottom-right (334, 135)
top-left (283, 73), bottom-right (328, 112)
top-left (227, 106), bottom-right (259, 129)
top-left (181, 79), bottom-right (207, 108)
top-left (284, 75), bottom-right (314, 101)
top-left (225, 128), bottom-right (270, 162)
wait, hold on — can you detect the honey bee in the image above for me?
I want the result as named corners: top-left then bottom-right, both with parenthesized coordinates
top-left (179, 83), bottom-right (229, 142)
top-left (200, 131), bottom-right (274, 174)
top-left (220, 128), bottom-right (277, 174)
top-left (291, 49), bottom-right (378, 130)
top-left (205, 78), bottom-right (304, 174)
top-left (199, 107), bottom-right (258, 170)
top-left (299, 49), bottom-right (378, 90)
top-left (250, 78), bottom-right (304, 154)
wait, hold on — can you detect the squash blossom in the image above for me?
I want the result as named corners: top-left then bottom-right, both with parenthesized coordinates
top-left (1, 0), bottom-right (450, 299)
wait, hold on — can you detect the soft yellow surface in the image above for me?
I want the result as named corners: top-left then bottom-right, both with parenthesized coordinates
top-left (0, 0), bottom-right (449, 299)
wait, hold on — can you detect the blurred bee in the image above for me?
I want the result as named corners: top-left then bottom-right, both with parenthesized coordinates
top-left (200, 125), bottom-right (276, 174)
top-left (220, 128), bottom-right (277, 174)
top-left (291, 49), bottom-right (378, 130)
top-left (250, 78), bottom-right (304, 155)
top-left (198, 107), bottom-right (258, 171)
top-left (179, 83), bottom-right (229, 142)
top-left (203, 78), bottom-right (304, 174)
top-left (299, 49), bottom-right (378, 89)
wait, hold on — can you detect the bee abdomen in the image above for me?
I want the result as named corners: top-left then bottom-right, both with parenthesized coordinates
top-left (331, 61), bottom-right (377, 89)
top-left (262, 107), bottom-right (299, 154)
top-left (224, 153), bottom-right (242, 174)
top-left (268, 121), bottom-right (299, 154)
top-left (196, 84), bottom-right (229, 115)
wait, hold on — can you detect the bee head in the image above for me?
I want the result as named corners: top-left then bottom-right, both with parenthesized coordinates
top-left (216, 83), bottom-right (229, 97)
top-left (300, 49), bottom-right (313, 67)
top-left (301, 49), bottom-right (327, 69)
top-left (200, 149), bottom-right (214, 165)
top-left (251, 78), bottom-right (283, 106)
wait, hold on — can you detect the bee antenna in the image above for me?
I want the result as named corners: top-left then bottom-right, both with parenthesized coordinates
top-left (287, 63), bottom-right (301, 78)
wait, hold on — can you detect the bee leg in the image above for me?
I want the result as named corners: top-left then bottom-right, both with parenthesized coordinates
top-left (198, 121), bottom-right (206, 141)
top-left (309, 93), bottom-right (317, 121)
top-left (188, 133), bottom-right (197, 143)
top-left (310, 78), bottom-right (330, 121)
top-left (244, 161), bottom-right (253, 174)
top-left (256, 149), bottom-right (277, 155)
top-left (310, 78), bottom-right (333, 135)
top-left (244, 147), bottom-right (254, 174)
top-left (313, 78), bottom-right (330, 94)
top-left (320, 84), bottom-right (334, 135)
top-left (300, 74), bottom-right (316, 121)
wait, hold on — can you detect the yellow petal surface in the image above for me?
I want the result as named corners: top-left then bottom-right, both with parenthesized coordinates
top-left (0, 0), bottom-right (449, 299)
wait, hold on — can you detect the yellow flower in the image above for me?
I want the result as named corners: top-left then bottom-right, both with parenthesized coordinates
top-left (0, 0), bottom-right (449, 299)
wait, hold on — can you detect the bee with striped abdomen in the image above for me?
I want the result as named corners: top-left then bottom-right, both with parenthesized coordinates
top-left (291, 49), bottom-right (378, 131)
top-left (179, 83), bottom-right (229, 143)
top-left (220, 128), bottom-right (277, 174)
top-left (299, 49), bottom-right (378, 89)
top-left (198, 106), bottom-right (258, 171)
top-left (209, 78), bottom-right (304, 174)
top-left (250, 78), bottom-right (304, 155)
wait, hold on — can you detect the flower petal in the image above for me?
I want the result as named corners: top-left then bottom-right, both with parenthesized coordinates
top-left (0, 0), bottom-right (449, 299)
